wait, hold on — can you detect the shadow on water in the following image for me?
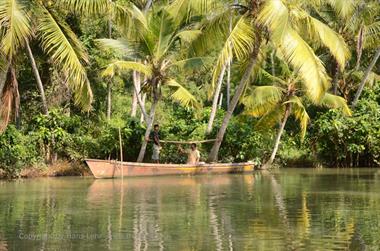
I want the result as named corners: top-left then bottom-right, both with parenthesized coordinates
top-left (261, 170), bottom-right (299, 250)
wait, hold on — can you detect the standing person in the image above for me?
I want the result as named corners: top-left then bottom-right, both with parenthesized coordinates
top-left (179, 143), bottom-right (201, 165)
top-left (149, 124), bottom-right (161, 163)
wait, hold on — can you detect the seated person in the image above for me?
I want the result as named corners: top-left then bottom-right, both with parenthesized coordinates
top-left (179, 143), bottom-right (201, 165)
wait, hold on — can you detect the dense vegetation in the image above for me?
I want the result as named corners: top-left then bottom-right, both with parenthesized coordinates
top-left (0, 0), bottom-right (379, 177)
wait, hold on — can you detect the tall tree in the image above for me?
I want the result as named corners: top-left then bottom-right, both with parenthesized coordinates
top-left (206, 0), bottom-right (350, 162)
top-left (100, 2), bottom-right (209, 162)
top-left (243, 70), bottom-right (352, 168)
top-left (0, 0), bottom-right (93, 131)
top-left (352, 47), bottom-right (380, 107)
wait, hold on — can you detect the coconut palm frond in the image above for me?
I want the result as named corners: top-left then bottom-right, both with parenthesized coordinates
top-left (166, 0), bottom-right (217, 25)
top-left (188, 6), bottom-right (231, 57)
top-left (363, 21), bottom-right (380, 49)
top-left (326, 0), bottom-right (357, 20)
top-left (149, 13), bottom-right (177, 60)
top-left (257, 0), bottom-right (330, 103)
top-left (211, 16), bottom-right (255, 88)
top-left (57, 0), bottom-right (110, 15)
top-left (285, 96), bottom-right (310, 140)
top-left (95, 38), bottom-right (131, 56)
top-left (320, 93), bottom-right (352, 116)
top-left (127, 4), bottom-right (148, 32)
top-left (279, 28), bottom-right (330, 103)
top-left (257, 0), bottom-right (289, 41)
top-left (256, 68), bottom-right (288, 85)
top-left (243, 86), bottom-right (284, 117)
top-left (306, 15), bottom-right (350, 70)
top-left (166, 79), bottom-right (199, 108)
top-left (255, 104), bottom-right (285, 130)
top-left (37, 6), bottom-right (92, 110)
top-left (170, 57), bottom-right (212, 72)
top-left (175, 30), bottom-right (202, 44)
top-left (102, 60), bottom-right (152, 78)
top-left (0, 0), bottom-right (31, 58)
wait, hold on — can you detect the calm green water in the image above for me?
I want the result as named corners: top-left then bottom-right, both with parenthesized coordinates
top-left (1, 169), bottom-right (380, 251)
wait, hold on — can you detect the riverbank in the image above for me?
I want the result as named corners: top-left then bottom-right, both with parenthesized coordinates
top-left (0, 161), bottom-right (92, 179)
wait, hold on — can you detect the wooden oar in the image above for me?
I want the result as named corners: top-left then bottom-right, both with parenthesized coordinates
top-left (160, 139), bottom-right (216, 144)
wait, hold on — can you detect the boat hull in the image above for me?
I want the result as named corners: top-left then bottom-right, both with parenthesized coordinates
top-left (85, 159), bottom-right (255, 179)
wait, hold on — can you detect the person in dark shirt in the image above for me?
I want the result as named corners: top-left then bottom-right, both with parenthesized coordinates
top-left (149, 124), bottom-right (161, 163)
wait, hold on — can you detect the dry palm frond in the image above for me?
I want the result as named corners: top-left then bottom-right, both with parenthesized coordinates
top-left (0, 67), bottom-right (19, 132)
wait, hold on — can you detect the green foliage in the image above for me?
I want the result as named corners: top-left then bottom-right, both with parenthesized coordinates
top-left (311, 87), bottom-right (380, 167)
top-left (0, 126), bottom-right (38, 177)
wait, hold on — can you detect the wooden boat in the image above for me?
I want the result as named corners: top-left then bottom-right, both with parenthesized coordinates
top-left (85, 159), bottom-right (255, 179)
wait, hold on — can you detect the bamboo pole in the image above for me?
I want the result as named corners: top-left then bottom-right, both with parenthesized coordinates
top-left (118, 127), bottom-right (124, 176)
top-left (160, 139), bottom-right (216, 144)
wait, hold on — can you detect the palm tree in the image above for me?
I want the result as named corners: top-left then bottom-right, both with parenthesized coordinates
top-left (0, 0), bottom-right (93, 131)
top-left (352, 47), bottom-right (380, 107)
top-left (100, 3), bottom-right (209, 162)
top-left (206, 0), bottom-right (350, 162)
top-left (316, 0), bottom-right (380, 97)
top-left (243, 68), bottom-right (352, 169)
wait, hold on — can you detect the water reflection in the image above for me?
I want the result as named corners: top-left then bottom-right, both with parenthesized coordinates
top-left (0, 169), bottom-right (379, 250)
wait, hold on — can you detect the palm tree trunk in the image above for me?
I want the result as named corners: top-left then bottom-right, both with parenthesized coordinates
top-left (132, 75), bottom-right (149, 123)
top-left (218, 93), bottom-right (223, 108)
top-left (352, 47), bottom-right (380, 107)
top-left (207, 51), bottom-right (259, 162)
top-left (226, 61), bottom-right (231, 109)
top-left (26, 41), bottom-right (48, 115)
top-left (206, 64), bottom-right (226, 134)
top-left (106, 81), bottom-right (112, 120)
top-left (140, 93), bottom-right (146, 123)
top-left (10, 67), bottom-right (20, 129)
top-left (144, 0), bottom-right (153, 13)
top-left (270, 51), bottom-right (276, 77)
top-left (226, 4), bottom-right (234, 109)
top-left (332, 60), bottom-right (340, 95)
top-left (107, 16), bottom-right (113, 121)
top-left (262, 104), bottom-right (291, 169)
top-left (136, 98), bottom-right (158, 162)
top-left (131, 71), bottom-right (141, 117)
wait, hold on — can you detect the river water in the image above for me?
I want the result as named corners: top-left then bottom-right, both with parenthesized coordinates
top-left (0, 168), bottom-right (379, 250)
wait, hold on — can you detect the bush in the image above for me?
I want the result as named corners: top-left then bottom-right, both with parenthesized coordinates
top-left (310, 87), bottom-right (380, 167)
top-left (0, 126), bottom-right (39, 177)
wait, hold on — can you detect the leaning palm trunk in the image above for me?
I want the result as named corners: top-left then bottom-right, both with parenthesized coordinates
top-left (132, 74), bottom-right (149, 124)
top-left (262, 104), bottom-right (292, 169)
top-left (131, 71), bottom-right (141, 117)
top-left (26, 41), bottom-right (48, 115)
top-left (140, 93), bottom-right (146, 123)
top-left (106, 17), bottom-right (113, 121)
top-left (352, 47), bottom-right (380, 107)
top-left (332, 60), bottom-right (340, 95)
top-left (106, 81), bottom-right (112, 120)
top-left (206, 64), bottom-right (226, 134)
top-left (207, 51), bottom-right (259, 162)
top-left (144, 0), bottom-right (153, 12)
top-left (136, 97), bottom-right (158, 162)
